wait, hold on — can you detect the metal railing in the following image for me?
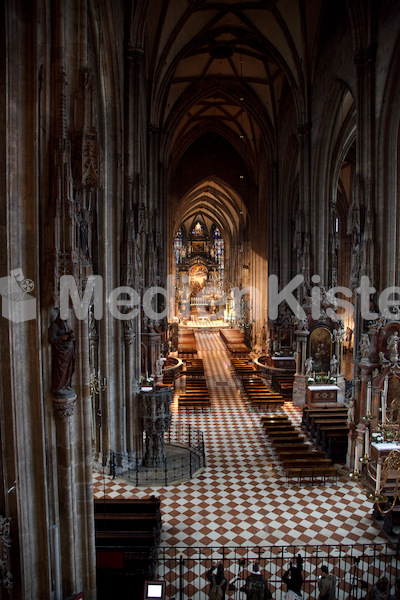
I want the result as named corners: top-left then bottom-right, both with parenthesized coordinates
top-left (98, 543), bottom-right (400, 600)
top-left (109, 423), bottom-right (206, 486)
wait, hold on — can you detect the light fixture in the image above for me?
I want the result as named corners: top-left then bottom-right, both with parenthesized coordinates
top-left (90, 368), bottom-right (107, 395)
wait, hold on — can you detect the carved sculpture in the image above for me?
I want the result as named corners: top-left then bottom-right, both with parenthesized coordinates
top-left (387, 331), bottom-right (399, 363)
top-left (305, 356), bottom-right (313, 377)
top-left (296, 318), bottom-right (309, 331)
top-left (48, 311), bottom-right (76, 397)
top-left (347, 175), bottom-right (362, 290)
top-left (75, 201), bottom-right (89, 259)
top-left (156, 355), bottom-right (165, 377)
top-left (254, 331), bottom-right (263, 355)
top-left (141, 388), bottom-right (173, 467)
top-left (330, 354), bottom-right (338, 375)
top-left (346, 397), bottom-right (355, 423)
top-left (359, 333), bottom-right (370, 360)
top-left (0, 516), bottom-right (13, 589)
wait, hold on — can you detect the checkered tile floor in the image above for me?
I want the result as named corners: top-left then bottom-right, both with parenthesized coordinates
top-left (93, 331), bottom-right (386, 548)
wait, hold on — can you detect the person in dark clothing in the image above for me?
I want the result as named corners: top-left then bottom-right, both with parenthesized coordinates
top-left (206, 563), bottom-right (228, 600)
top-left (282, 555), bottom-right (304, 600)
top-left (367, 576), bottom-right (390, 600)
top-left (318, 565), bottom-right (336, 600)
top-left (244, 563), bottom-right (272, 600)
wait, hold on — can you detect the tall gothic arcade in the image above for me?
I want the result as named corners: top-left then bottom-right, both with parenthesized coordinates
top-left (2, 1), bottom-right (400, 599)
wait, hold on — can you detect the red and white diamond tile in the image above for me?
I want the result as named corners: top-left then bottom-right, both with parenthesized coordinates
top-left (93, 331), bottom-right (387, 549)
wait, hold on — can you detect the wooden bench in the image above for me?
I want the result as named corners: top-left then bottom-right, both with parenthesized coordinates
top-left (178, 396), bottom-right (211, 411)
top-left (271, 436), bottom-right (307, 445)
top-left (285, 466), bottom-right (338, 483)
top-left (267, 430), bottom-right (300, 439)
top-left (261, 415), bottom-right (289, 422)
top-left (95, 497), bottom-right (161, 515)
top-left (281, 458), bottom-right (332, 468)
top-left (274, 443), bottom-right (313, 454)
top-left (278, 451), bottom-right (326, 460)
top-left (95, 530), bottom-right (158, 547)
top-left (302, 406), bottom-right (347, 429)
top-left (310, 418), bottom-right (348, 439)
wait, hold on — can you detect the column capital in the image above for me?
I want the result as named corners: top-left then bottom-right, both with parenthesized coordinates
top-left (53, 395), bottom-right (77, 421)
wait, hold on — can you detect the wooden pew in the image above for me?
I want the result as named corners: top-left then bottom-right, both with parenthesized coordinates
top-left (285, 466), bottom-right (338, 483)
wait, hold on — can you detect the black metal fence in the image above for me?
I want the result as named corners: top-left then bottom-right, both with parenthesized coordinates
top-left (113, 543), bottom-right (398, 600)
top-left (109, 423), bottom-right (206, 486)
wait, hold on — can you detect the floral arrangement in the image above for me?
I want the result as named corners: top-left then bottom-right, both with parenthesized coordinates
top-left (141, 375), bottom-right (154, 386)
top-left (308, 375), bottom-right (336, 385)
top-left (371, 432), bottom-right (384, 444)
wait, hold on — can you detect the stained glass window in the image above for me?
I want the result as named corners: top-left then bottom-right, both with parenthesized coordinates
top-left (213, 227), bottom-right (224, 285)
top-left (174, 229), bottom-right (183, 264)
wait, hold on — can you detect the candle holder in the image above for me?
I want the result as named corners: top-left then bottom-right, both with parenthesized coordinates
top-left (348, 470), bottom-right (363, 481)
top-left (366, 490), bottom-right (389, 504)
top-left (362, 413), bottom-right (376, 423)
top-left (359, 454), bottom-right (374, 465)
top-left (89, 369), bottom-right (108, 395)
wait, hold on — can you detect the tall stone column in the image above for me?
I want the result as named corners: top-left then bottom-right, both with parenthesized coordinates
top-left (298, 123), bottom-right (312, 286)
top-left (53, 395), bottom-right (77, 597)
top-left (123, 321), bottom-right (143, 456)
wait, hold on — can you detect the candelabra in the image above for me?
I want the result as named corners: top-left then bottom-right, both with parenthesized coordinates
top-left (89, 369), bottom-right (107, 395)
top-left (349, 376), bottom-right (400, 512)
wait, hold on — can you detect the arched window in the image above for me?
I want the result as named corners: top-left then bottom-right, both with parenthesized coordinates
top-left (213, 227), bottom-right (224, 285)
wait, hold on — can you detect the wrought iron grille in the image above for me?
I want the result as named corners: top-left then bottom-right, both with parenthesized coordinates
top-left (109, 423), bottom-right (206, 486)
top-left (98, 543), bottom-right (400, 600)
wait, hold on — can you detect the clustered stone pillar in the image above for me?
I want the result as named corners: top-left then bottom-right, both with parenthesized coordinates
top-left (140, 387), bottom-right (173, 467)
top-left (53, 395), bottom-right (77, 597)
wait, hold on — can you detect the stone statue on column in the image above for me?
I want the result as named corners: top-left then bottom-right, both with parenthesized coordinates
top-left (359, 333), bottom-right (370, 362)
top-left (156, 355), bottom-right (165, 378)
top-left (48, 310), bottom-right (76, 398)
top-left (330, 355), bottom-right (338, 375)
top-left (305, 356), bottom-right (313, 377)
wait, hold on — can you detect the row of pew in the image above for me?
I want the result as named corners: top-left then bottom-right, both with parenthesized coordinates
top-left (231, 358), bottom-right (285, 410)
top-left (271, 372), bottom-right (295, 398)
top-left (231, 357), bottom-right (254, 378)
top-left (220, 329), bottom-right (250, 357)
top-left (178, 329), bottom-right (197, 358)
top-left (262, 414), bottom-right (338, 483)
top-left (184, 358), bottom-right (205, 378)
top-left (242, 376), bottom-right (284, 410)
top-left (302, 404), bottom-right (349, 462)
top-left (178, 358), bottom-right (211, 411)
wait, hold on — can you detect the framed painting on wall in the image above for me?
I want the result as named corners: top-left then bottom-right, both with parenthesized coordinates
top-left (309, 326), bottom-right (331, 373)
top-left (279, 328), bottom-right (292, 348)
top-left (192, 241), bottom-right (204, 253)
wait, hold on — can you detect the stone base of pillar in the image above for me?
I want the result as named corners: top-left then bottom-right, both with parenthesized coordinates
top-left (293, 375), bottom-right (307, 406)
